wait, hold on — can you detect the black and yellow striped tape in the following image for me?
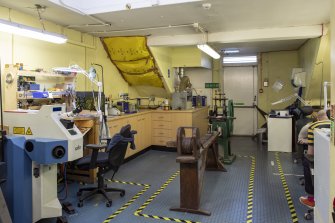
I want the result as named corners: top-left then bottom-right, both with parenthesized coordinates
top-left (134, 170), bottom-right (201, 223)
top-left (247, 156), bottom-right (255, 223)
top-left (102, 179), bottom-right (150, 223)
top-left (275, 152), bottom-right (299, 223)
top-left (238, 155), bottom-right (256, 223)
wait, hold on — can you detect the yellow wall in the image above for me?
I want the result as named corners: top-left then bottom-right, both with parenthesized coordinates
top-left (150, 47), bottom-right (174, 93)
top-left (258, 51), bottom-right (299, 126)
top-left (171, 46), bottom-right (212, 69)
top-left (298, 32), bottom-right (330, 106)
top-left (0, 6), bottom-right (141, 100)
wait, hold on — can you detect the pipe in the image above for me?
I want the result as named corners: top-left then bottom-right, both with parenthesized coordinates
top-left (89, 23), bottom-right (194, 34)
top-left (67, 39), bottom-right (96, 50)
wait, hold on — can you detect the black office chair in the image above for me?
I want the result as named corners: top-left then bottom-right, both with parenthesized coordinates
top-left (75, 124), bottom-right (137, 207)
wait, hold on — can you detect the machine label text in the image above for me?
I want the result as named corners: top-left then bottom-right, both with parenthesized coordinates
top-left (75, 145), bottom-right (82, 151)
top-left (13, 127), bottom-right (25, 135)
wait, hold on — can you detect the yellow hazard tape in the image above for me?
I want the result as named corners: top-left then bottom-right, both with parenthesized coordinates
top-left (275, 152), bottom-right (299, 223)
top-left (238, 155), bottom-right (256, 223)
top-left (134, 170), bottom-right (201, 223)
top-left (102, 179), bottom-right (150, 223)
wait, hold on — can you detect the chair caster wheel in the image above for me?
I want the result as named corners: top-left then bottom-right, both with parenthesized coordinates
top-left (77, 191), bottom-right (82, 196)
top-left (304, 213), bottom-right (313, 220)
top-left (77, 201), bottom-right (83, 208)
top-left (120, 191), bottom-right (125, 197)
top-left (106, 201), bottom-right (112, 207)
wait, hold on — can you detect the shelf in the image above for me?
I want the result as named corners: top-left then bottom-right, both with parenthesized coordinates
top-left (17, 70), bottom-right (76, 78)
top-left (17, 97), bottom-right (63, 100)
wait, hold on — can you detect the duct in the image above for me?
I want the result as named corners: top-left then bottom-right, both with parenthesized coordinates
top-left (101, 36), bottom-right (165, 88)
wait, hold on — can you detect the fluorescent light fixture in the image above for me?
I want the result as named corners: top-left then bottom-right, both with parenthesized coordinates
top-left (223, 56), bottom-right (257, 64)
top-left (0, 19), bottom-right (67, 44)
top-left (223, 49), bottom-right (240, 54)
top-left (197, 44), bottom-right (220, 59)
top-left (49, 0), bottom-right (202, 14)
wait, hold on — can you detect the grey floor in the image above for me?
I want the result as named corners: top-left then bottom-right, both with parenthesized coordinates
top-left (39, 137), bottom-right (311, 223)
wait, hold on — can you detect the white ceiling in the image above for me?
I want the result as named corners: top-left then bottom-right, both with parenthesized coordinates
top-left (0, 0), bottom-right (331, 53)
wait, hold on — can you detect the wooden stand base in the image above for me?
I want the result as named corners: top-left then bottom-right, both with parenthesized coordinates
top-left (170, 207), bottom-right (211, 216)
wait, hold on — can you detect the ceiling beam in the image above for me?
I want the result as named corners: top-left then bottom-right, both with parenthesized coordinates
top-left (147, 25), bottom-right (323, 46)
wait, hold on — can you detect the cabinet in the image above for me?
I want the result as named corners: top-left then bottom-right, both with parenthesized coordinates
top-left (151, 107), bottom-right (209, 146)
top-left (152, 113), bottom-right (173, 146)
top-left (107, 112), bottom-right (152, 158)
top-left (2, 64), bottom-right (75, 110)
top-left (268, 116), bottom-right (292, 152)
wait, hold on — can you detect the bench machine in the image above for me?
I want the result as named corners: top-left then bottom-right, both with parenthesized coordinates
top-left (170, 127), bottom-right (225, 216)
top-left (210, 94), bottom-right (236, 164)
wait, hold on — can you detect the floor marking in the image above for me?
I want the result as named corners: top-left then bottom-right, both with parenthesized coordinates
top-left (275, 152), bottom-right (299, 223)
top-left (273, 173), bottom-right (304, 177)
top-left (102, 179), bottom-right (150, 223)
top-left (238, 155), bottom-right (256, 223)
top-left (134, 170), bottom-right (201, 223)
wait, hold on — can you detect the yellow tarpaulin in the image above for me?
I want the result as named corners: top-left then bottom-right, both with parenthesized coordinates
top-left (101, 36), bottom-right (164, 88)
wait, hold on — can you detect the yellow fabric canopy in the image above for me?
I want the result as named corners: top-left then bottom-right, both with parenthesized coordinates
top-left (101, 36), bottom-right (164, 88)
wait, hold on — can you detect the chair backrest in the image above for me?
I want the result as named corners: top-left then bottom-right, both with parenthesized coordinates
top-left (107, 124), bottom-right (136, 171)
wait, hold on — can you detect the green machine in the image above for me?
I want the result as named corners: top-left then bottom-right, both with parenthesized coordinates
top-left (209, 93), bottom-right (236, 164)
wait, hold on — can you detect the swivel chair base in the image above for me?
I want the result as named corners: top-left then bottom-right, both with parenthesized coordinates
top-left (77, 172), bottom-right (125, 208)
top-left (77, 186), bottom-right (125, 207)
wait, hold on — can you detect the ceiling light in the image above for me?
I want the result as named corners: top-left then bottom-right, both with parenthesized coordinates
top-left (223, 49), bottom-right (240, 54)
top-left (49, 0), bottom-right (202, 14)
top-left (223, 56), bottom-right (257, 64)
top-left (0, 19), bottom-right (67, 44)
top-left (197, 44), bottom-right (220, 59)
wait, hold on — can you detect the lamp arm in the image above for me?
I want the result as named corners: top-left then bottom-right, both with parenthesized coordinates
top-left (271, 93), bottom-right (308, 106)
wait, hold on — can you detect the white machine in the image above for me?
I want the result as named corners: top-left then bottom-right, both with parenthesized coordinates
top-left (3, 105), bottom-right (83, 161)
top-left (3, 104), bottom-right (83, 223)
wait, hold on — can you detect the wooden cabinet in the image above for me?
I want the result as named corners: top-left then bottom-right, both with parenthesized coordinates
top-left (151, 113), bottom-right (173, 146)
top-left (107, 112), bottom-right (152, 158)
top-left (106, 108), bottom-right (208, 156)
top-left (151, 108), bottom-right (208, 146)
